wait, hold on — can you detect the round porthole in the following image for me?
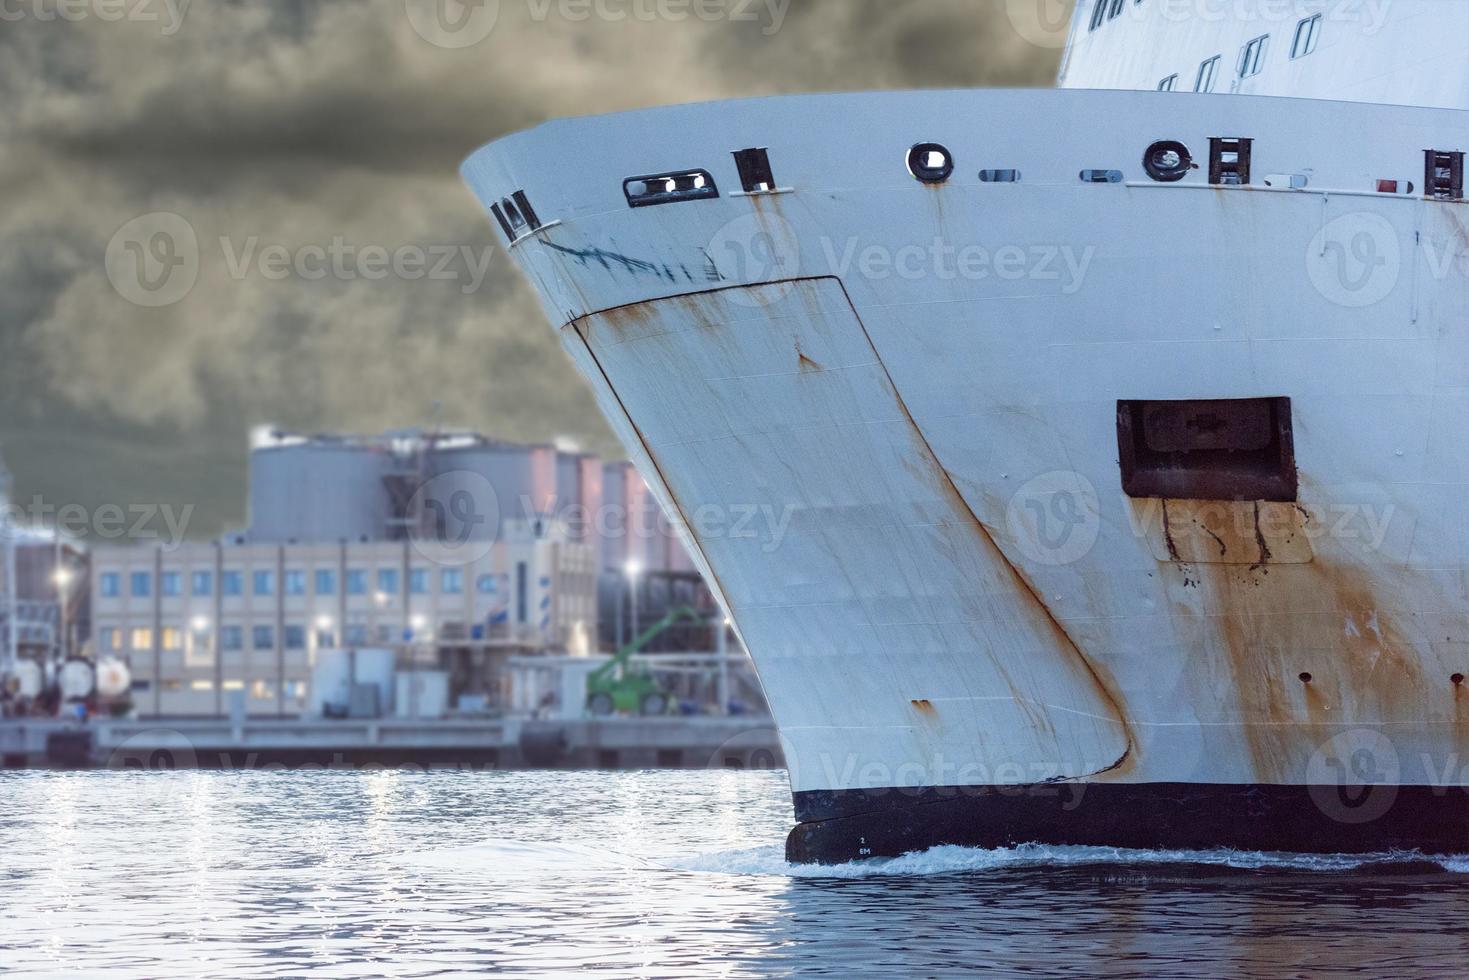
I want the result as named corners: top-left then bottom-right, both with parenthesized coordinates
top-left (907, 143), bottom-right (954, 184)
top-left (1143, 140), bottom-right (1192, 182)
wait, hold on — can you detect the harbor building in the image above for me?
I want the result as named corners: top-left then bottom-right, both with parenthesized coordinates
top-left (89, 429), bottom-right (710, 718)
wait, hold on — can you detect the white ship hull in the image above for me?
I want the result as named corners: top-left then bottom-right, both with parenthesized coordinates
top-left (464, 89), bottom-right (1469, 860)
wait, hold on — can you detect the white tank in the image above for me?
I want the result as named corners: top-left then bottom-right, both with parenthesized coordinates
top-left (95, 658), bottom-right (132, 699)
top-left (9, 658), bottom-right (42, 699)
top-left (427, 443), bottom-right (558, 540)
top-left (57, 659), bottom-right (94, 700)
top-left (248, 441), bottom-right (393, 543)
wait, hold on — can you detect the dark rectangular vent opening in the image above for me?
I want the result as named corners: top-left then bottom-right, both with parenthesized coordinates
top-left (733, 147), bottom-right (776, 193)
top-left (1079, 169), bottom-right (1123, 183)
top-left (491, 190), bottom-right (543, 242)
top-left (624, 170), bottom-right (719, 208)
top-left (979, 169), bottom-right (1021, 183)
top-left (1425, 150), bottom-right (1464, 200)
top-left (1209, 137), bottom-right (1253, 185)
top-left (1117, 397), bottom-right (1296, 501)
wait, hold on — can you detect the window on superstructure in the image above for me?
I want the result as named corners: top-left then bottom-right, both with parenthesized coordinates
top-left (1195, 56), bottom-right (1220, 92)
top-left (1157, 74), bottom-right (1178, 92)
top-left (1239, 35), bottom-right (1269, 78)
top-left (1089, 0), bottom-right (1106, 29)
top-left (1291, 14), bottom-right (1321, 59)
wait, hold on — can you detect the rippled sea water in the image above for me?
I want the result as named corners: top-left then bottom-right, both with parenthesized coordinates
top-left (3, 769), bottom-right (1468, 977)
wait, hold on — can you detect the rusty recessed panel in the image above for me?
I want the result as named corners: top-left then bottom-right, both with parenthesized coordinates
top-left (1117, 397), bottom-right (1297, 502)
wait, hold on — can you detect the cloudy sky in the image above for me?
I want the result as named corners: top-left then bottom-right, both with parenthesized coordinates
top-left (0, 0), bottom-right (1069, 537)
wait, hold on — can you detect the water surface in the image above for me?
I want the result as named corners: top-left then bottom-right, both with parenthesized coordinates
top-left (2, 769), bottom-right (1466, 977)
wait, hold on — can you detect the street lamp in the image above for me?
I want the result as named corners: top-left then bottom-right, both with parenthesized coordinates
top-left (53, 563), bottom-right (72, 663)
top-left (623, 559), bottom-right (642, 647)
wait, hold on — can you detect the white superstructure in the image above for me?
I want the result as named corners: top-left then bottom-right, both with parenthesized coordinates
top-left (461, 1), bottom-right (1469, 860)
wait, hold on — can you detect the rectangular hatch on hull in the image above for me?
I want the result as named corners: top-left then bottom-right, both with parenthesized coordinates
top-left (1116, 397), bottom-right (1297, 502)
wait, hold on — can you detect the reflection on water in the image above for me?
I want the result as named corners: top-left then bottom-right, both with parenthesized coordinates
top-left (1, 769), bottom-right (1465, 977)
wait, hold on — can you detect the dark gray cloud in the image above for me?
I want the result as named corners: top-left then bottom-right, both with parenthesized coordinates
top-left (0, 0), bottom-right (1066, 537)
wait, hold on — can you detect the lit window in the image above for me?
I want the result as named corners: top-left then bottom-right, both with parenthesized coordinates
top-left (222, 679), bottom-right (244, 691)
top-left (1239, 35), bottom-right (1269, 78)
top-left (161, 627), bottom-right (182, 650)
top-left (250, 679), bottom-right (275, 700)
top-left (1157, 74), bottom-right (1178, 92)
top-left (191, 680), bottom-right (214, 691)
top-left (100, 627), bottom-right (119, 652)
top-left (1291, 14), bottom-right (1321, 59)
top-left (1195, 55), bottom-right (1220, 92)
top-left (129, 627), bottom-right (153, 651)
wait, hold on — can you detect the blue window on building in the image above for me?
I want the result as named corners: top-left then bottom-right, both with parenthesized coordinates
top-left (315, 569), bottom-right (336, 596)
top-left (221, 570), bottom-right (243, 596)
top-left (516, 562), bottom-right (528, 624)
top-left (441, 569), bottom-right (463, 595)
top-left (191, 570), bottom-right (212, 597)
top-left (377, 568), bottom-right (399, 595)
top-left (130, 571), bottom-right (151, 598)
top-left (346, 569), bottom-right (367, 595)
top-left (284, 625), bottom-right (306, 650)
top-left (409, 568), bottom-right (428, 595)
top-left (253, 570), bottom-right (274, 596)
top-left (161, 572), bottom-right (182, 597)
top-left (100, 572), bottom-right (120, 598)
top-left (221, 625), bottom-right (243, 651)
top-left (477, 574), bottom-right (499, 595)
top-left (284, 570), bottom-right (306, 596)
top-left (252, 625), bottom-right (275, 650)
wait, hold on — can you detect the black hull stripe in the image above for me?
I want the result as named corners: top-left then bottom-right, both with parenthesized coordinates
top-left (787, 783), bottom-right (1469, 864)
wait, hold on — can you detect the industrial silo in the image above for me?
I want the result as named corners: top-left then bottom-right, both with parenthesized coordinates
top-left (247, 435), bottom-right (394, 543)
top-left (425, 441), bottom-right (558, 541)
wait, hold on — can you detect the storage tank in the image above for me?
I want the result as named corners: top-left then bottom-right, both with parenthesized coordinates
top-left (57, 659), bottom-right (94, 700)
top-left (426, 443), bottom-right (558, 540)
top-left (248, 438), bottom-right (393, 543)
top-left (554, 452), bottom-right (603, 543)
